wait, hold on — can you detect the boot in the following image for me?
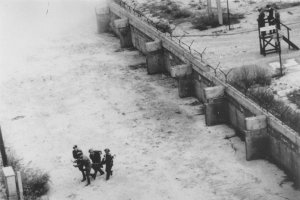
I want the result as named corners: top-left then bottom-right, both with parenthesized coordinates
top-left (92, 173), bottom-right (96, 180)
top-left (99, 169), bottom-right (104, 176)
top-left (86, 176), bottom-right (91, 186)
top-left (81, 172), bottom-right (86, 182)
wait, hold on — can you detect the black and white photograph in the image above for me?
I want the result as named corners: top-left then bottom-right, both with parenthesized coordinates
top-left (1, 0), bottom-right (300, 199)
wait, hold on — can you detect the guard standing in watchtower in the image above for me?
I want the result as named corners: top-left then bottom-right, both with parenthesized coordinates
top-left (102, 148), bottom-right (114, 180)
top-left (266, 5), bottom-right (275, 25)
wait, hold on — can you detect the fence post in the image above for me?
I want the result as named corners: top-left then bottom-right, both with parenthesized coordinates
top-left (16, 171), bottom-right (24, 200)
top-left (0, 127), bottom-right (8, 167)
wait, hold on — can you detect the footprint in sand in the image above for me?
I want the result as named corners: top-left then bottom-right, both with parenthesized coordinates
top-left (67, 193), bottom-right (77, 199)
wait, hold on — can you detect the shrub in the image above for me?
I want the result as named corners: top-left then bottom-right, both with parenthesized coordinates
top-left (145, 0), bottom-right (192, 21)
top-left (0, 151), bottom-right (50, 200)
top-left (253, 65), bottom-right (271, 86)
top-left (249, 88), bottom-right (275, 112)
top-left (172, 8), bottom-right (193, 19)
top-left (192, 14), bottom-right (220, 30)
top-left (222, 13), bottom-right (245, 25)
top-left (21, 168), bottom-right (50, 200)
top-left (229, 65), bottom-right (271, 94)
top-left (287, 89), bottom-right (300, 109)
top-left (192, 12), bottom-right (244, 30)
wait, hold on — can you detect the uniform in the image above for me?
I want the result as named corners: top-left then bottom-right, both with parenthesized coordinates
top-left (89, 150), bottom-right (104, 179)
top-left (72, 147), bottom-right (85, 182)
top-left (102, 150), bottom-right (114, 180)
top-left (75, 155), bottom-right (92, 186)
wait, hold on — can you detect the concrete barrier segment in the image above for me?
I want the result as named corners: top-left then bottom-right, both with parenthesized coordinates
top-left (170, 64), bottom-right (192, 78)
top-left (245, 115), bottom-right (267, 131)
top-left (2, 166), bottom-right (18, 200)
top-left (178, 75), bottom-right (194, 98)
top-left (95, 7), bottom-right (110, 33)
top-left (204, 85), bottom-right (225, 101)
top-left (245, 128), bottom-right (268, 161)
top-left (145, 40), bottom-right (162, 53)
top-left (114, 18), bottom-right (129, 29)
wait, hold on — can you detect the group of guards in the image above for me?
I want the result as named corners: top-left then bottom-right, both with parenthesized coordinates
top-left (72, 145), bottom-right (114, 186)
top-left (258, 4), bottom-right (281, 31)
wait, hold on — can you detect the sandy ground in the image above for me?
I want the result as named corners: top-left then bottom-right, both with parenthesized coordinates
top-left (1, 0), bottom-right (300, 199)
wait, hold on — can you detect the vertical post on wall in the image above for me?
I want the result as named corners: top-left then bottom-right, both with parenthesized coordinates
top-left (276, 26), bottom-right (283, 76)
top-left (226, 0), bottom-right (231, 30)
top-left (217, 0), bottom-right (223, 25)
top-left (207, 0), bottom-right (212, 16)
top-left (0, 126), bottom-right (8, 167)
top-left (17, 171), bottom-right (24, 200)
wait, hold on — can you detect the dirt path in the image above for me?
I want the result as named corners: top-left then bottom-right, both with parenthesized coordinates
top-left (0, 0), bottom-right (300, 199)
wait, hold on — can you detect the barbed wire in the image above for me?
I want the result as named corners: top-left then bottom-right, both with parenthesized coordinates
top-left (113, 0), bottom-right (235, 82)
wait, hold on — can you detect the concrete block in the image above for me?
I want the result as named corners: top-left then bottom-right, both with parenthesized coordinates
top-left (96, 12), bottom-right (110, 33)
top-left (228, 103), bottom-right (238, 128)
top-left (293, 152), bottom-right (300, 187)
top-left (114, 18), bottom-right (129, 29)
top-left (236, 109), bottom-right (246, 131)
top-left (146, 51), bottom-right (165, 74)
top-left (205, 97), bottom-right (228, 126)
top-left (204, 86), bottom-right (225, 101)
top-left (245, 115), bottom-right (267, 131)
top-left (2, 167), bottom-right (18, 200)
top-left (194, 79), bottom-right (205, 102)
top-left (245, 128), bottom-right (268, 160)
top-left (170, 64), bottom-right (192, 78)
top-left (163, 50), bottom-right (171, 73)
top-left (145, 40), bottom-right (162, 53)
top-left (178, 75), bottom-right (193, 98)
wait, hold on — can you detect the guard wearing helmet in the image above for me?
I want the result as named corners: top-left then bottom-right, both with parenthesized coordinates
top-left (72, 145), bottom-right (82, 160)
top-left (102, 148), bottom-right (114, 180)
top-left (72, 145), bottom-right (85, 183)
top-left (74, 151), bottom-right (92, 186)
top-left (88, 148), bottom-right (104, 179)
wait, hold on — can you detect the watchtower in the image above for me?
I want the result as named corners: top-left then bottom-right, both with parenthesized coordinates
top-left (257, 7), bottom-right (299, 56)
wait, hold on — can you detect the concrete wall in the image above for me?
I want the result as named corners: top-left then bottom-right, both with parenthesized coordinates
top-left (104, 1), bottom-right (300, 187)
top-left (268, 126), bottom-right (300, 186)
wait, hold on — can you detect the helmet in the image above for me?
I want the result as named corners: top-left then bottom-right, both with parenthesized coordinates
top-left (104, 148), bottom-right (110, 153)
top-left (88, 148), bottom-right (94, 153)
top-left (73, 145), bottom-right (78, 149)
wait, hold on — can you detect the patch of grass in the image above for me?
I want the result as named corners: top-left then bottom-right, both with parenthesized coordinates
top-left (192, 14), bottom-right (220, 30)
top-left (145, 0), bottom-right (193, 21)
top-left (0, 150), bottom-right (50, 200)
top-left (192, 12), bottom-right (245, 30)
top-left (248, 88), bottom-right (300, 135)
top-left (287, 89), bottom-right (300, 109)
